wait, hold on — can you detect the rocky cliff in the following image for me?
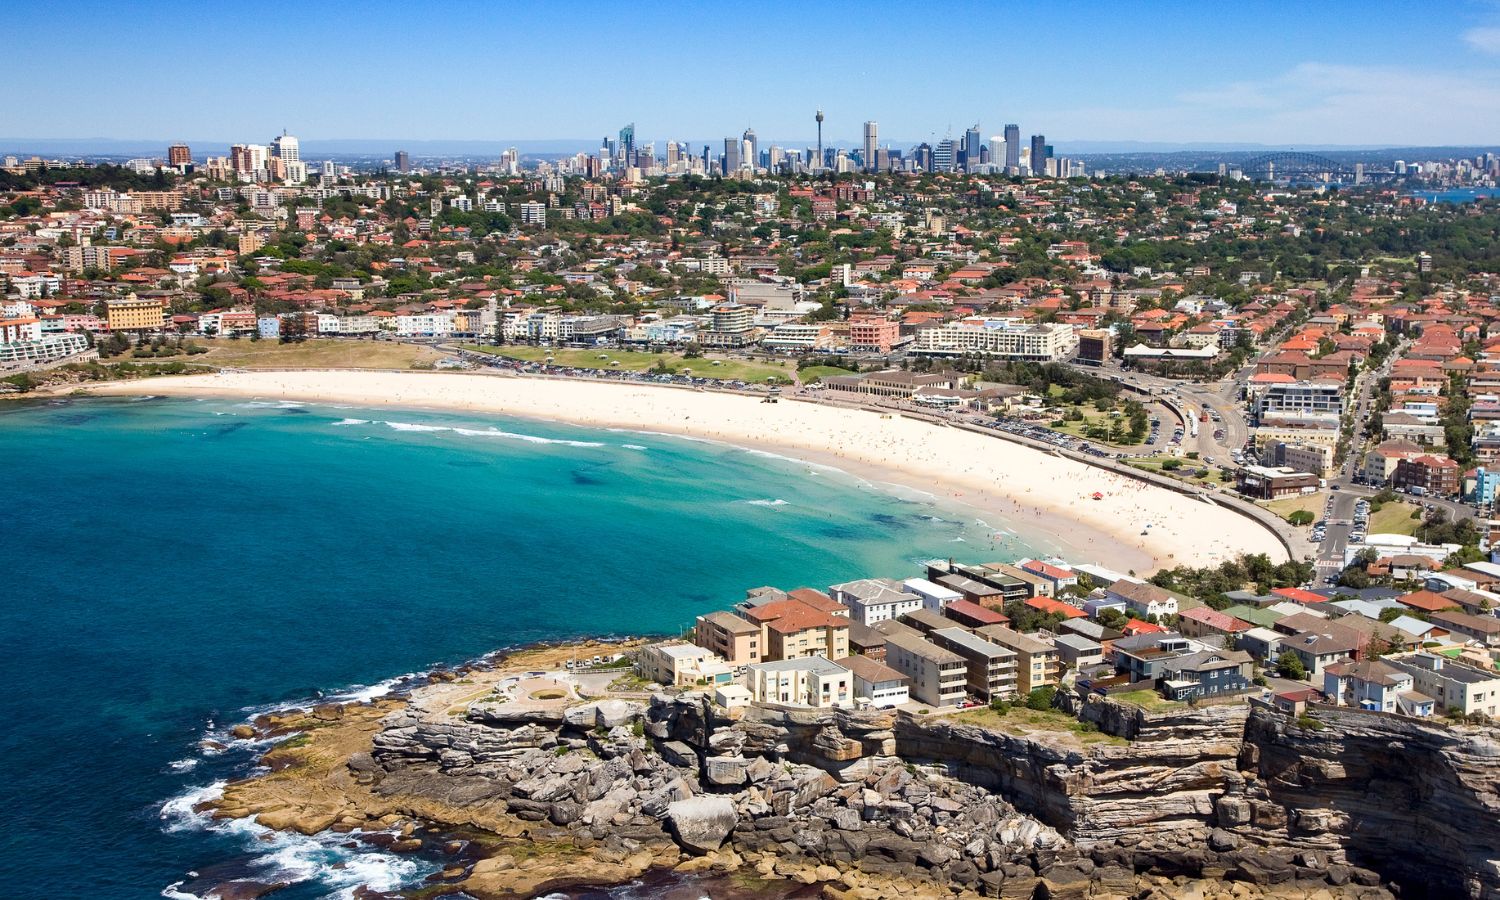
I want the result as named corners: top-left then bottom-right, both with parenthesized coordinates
top-left (341, 686), bottom-right (1500, 899)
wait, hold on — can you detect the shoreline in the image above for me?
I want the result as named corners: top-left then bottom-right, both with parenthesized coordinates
top-left (81, 369), bottom-right (1288, 573)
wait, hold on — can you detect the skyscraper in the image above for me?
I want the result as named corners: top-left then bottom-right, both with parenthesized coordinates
top-left (815, 109), bottom-right (824, 171)
top-left (167, 144), bottom-right (191, 167)
top-left (963, 125), bottom-right (982, 172)
top-left (270, 132), bottom-right (299, 163)
top-left (914, 142), bottom-right (934, 172)
top-left (1030, 134), bottom-right (1047, 175)
top-left (862, 121), bottom-right (878, 172)
top-left (618, 123), bottom-right (635, 167)
top-left (1003, 124), bottom-right (1020, 170)
top-left (933, 139), bottom-right (955, 172)
top-left (394, 150), bottom-right (410, 173)
top-left (722, 137), bottom-right (740, 175)
top-left (742, 127), bottom-right (758, 170)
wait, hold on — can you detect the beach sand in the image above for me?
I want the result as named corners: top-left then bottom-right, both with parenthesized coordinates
top-left (85, 370), bottom-right (1288, 573)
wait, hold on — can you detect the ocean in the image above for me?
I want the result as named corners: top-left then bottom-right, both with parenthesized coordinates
top-left (0, 396), bottom-right (1034, 899)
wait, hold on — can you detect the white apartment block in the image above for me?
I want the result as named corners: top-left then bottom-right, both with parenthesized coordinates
top-left (912, 318), bottom-right (1077, 361)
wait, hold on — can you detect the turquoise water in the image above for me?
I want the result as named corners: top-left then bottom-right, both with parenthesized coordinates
top-left (0, 396), bottom-right (1031, 898)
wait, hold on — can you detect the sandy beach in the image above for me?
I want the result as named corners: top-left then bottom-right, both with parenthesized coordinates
top-left (84, 370), bottom-right (1288, 573)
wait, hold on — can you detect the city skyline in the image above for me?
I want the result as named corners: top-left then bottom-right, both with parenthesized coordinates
top-left (5, 0), bottom-right (1500, 146)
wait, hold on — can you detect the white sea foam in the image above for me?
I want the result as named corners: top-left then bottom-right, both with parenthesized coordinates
top-left (451, 426), bottom-right (604, 447)
top-left (621, 444), bottom-right (647, 450)
top-left (325, 673), bottom-right (415, 704)
top-left (159, 884), bottom-right (198, 900)
top-left (159, 780), bottom-right (433, 896)
top-left (235, 400), bottom-right (307, 409)
top-left (159, 781), bottom-right (226, 832)
top-left (331, 418), bottom-right (369, 426)
top-left (744, 498), bottom-right (788, 507)
top-left (167, 758), bottom-right (199, 773)
top-left (384, 421), bottom-right (450, 432)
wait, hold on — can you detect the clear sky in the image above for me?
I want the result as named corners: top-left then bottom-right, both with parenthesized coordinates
top-left (6, 0), bottom-right (1500, 148)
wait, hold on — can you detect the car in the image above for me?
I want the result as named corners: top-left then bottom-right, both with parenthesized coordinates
top-left (1331, 484), bottom-right (1341, 490)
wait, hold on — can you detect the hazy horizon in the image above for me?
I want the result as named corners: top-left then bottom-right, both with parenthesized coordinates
top-left (5, 0), bottom-right (1500, 147)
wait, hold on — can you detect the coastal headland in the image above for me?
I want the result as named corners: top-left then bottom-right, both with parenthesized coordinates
top-left (194, 637), bottom-right (1500, 900)
top-left (83, 369), bottom-right (1289, 575)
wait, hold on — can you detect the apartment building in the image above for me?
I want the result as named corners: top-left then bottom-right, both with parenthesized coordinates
top-left (105, 293), bottom-right (166, 332)
top-left (911, 318), bottom-right (1077, 361)
top-left (739, 598), bottom-right (849, 661)
top-left (1254, 380), bottom-right (1344, 427)
top-left (693, 610), bottom-right (761, 665)
top-left (1388, 653), bottom-right (1500, 717)
top-left (829, 578), bottom-right (923, 625)
top-left (637, 642), bottom-right (734, 686)
top-left (748, 657), bottom-right (853, 708)
top-left (881, 627), bottom-right (967, 707)
top-left (929, 627), bottom-right (1018, 701)
top-left (975, 625), bottom-right (1059, 695)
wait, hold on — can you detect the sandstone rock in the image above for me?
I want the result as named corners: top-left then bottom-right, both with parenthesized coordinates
top-left (1208, 829), bottom-right (1240, 852)
top-left (667, 796), bottom-right (738, 854)
top-left (705, 755), bottom-right (750, 787)
top-left (230, 724), bottom-right (256, 740)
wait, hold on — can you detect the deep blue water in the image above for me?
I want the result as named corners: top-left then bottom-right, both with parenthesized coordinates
top-left (0, 396), bottom-right (1032, 899)
top-left (1411, 186), bottom-right (1500, 203)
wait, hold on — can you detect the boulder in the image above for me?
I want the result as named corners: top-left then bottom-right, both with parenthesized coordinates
top-left (564, 699), bottom-right (644, 730)
top-left (705, 755), bottom-right (750, 787)
top-left (666, 796), bottom-right (739, 854)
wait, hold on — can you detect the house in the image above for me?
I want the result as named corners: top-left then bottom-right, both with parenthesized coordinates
top-left (903, 577), bottom-right (962, 611)
top-left (1110, 632), bottom-right (1197, 683)
top-left (1052, 633), bottom-right (1105, 668)
top-left (944, 598), bottom-right (1010, 629)
top-left (1106, 579), bottom-right (1180, 619)
top-left (1282, 631), bottom-right (1360, 680)
top-left (1177, 606), bottom-right (1254, 640)
top-left (829, 577), bottom-right (923, 626)
top-left (1430, 610), bottom-right (1500, 648)
top-left (1160, 649), bottom-right (1255, 700)
top-left (841, 654), bottom-right (911, 708)
top-left (1020, 559), bottom-right (1079, 590)
top-left (1058, 619), bottom-right (1124, 654)
top-left (1236, 627), bottom-right (1284, 661)
top-left (847, 621), bottom-right (888, 660)
top-left (748, 657), bottom-right (854, 708)
top-left (1025, 596), bottom-right (1086, 620)
top-left (1323, 659), bottom-right (1433, 716)
top-left (1396, 590), bottom-right (1462, 615)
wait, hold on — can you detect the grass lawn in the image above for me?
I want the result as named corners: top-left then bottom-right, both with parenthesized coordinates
top-left (1048, 409), bottom-right (1145, 448)
top-left (1264, 491), bottom-right (1328, 522)
top-left (798, 365), bottom-right (860, 384)
top-left (461, 345), bottom-right (791, 383)
top-left (946, 706), bottom-right (1126, 746)
top-left (1109, 689), bottom-right (1189, 713)
top-left (1367, 500), bottom-right (1424, 536)
top-left (197, 338), bottom-right (444, 369)
top-left (1128, 457), bottom-right (1231, 489)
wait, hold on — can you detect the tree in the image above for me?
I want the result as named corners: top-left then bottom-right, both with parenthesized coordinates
top-left (1288, 510), bottom-right (1315, 526)
top-left (1097, 608), bottom-right (1128, 631)
top-left (1275, 650), bottom-right (1307, 681)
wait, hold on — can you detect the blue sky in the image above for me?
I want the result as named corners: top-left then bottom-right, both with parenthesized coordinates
top-left (5, 0), bottom-right (1500, 147)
